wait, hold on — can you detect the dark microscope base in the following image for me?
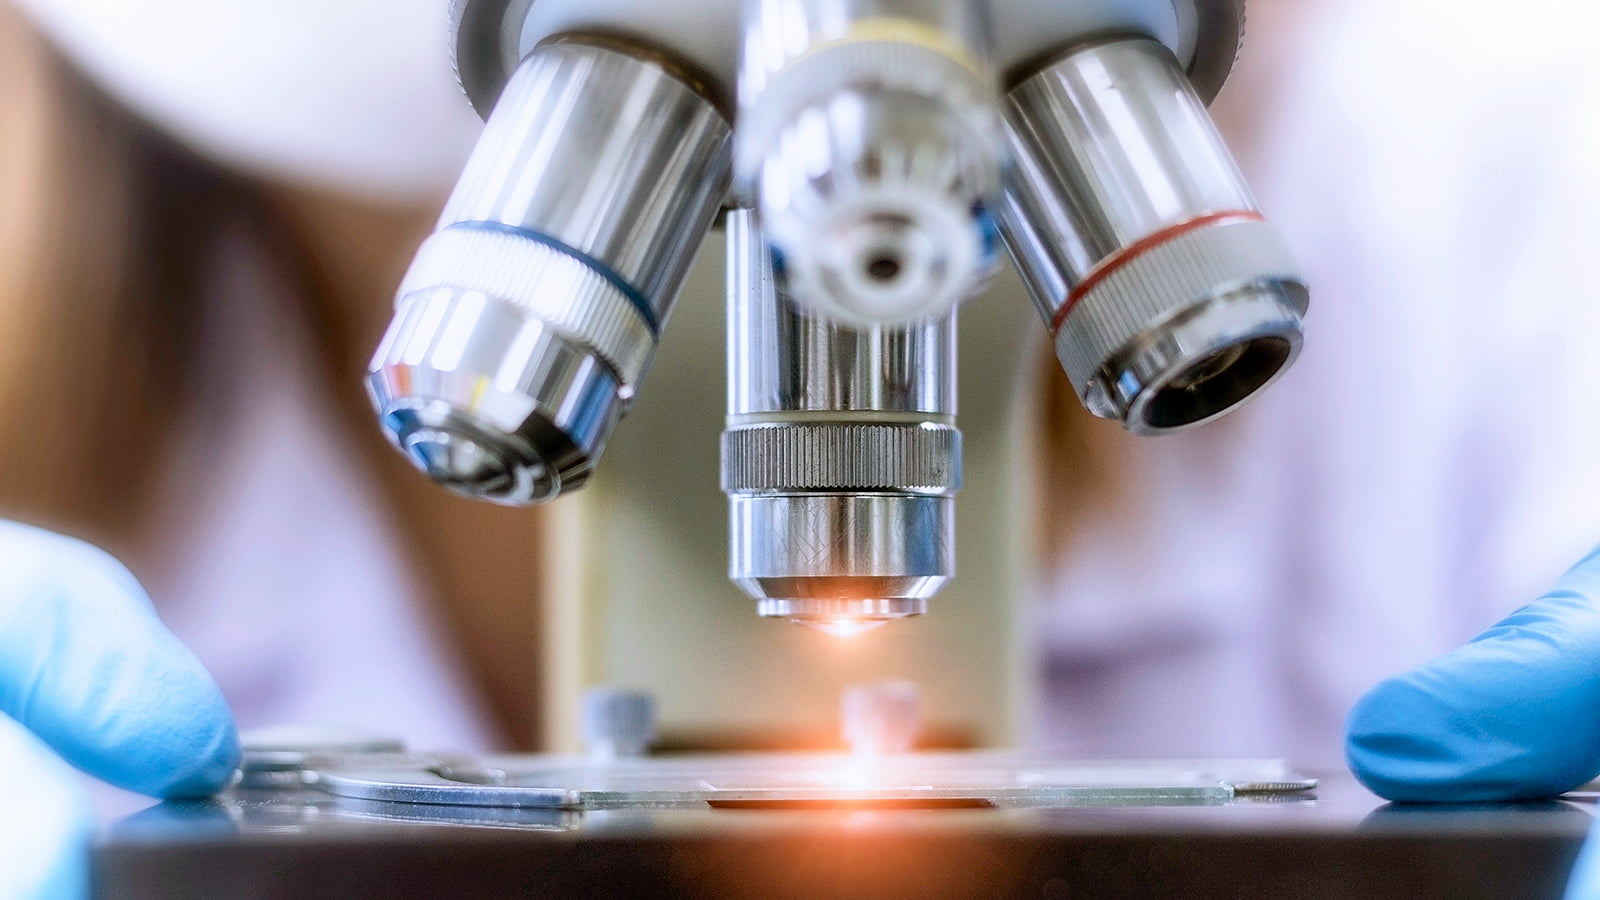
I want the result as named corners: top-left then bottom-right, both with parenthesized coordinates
top-left (95, 774), bottom-right (1593, 900)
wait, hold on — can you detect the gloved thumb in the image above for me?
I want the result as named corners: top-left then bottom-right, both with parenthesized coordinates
top-left (0, 522), bottom-right (239, 798)
top-left (1346, 544), bottom-right (1600, 802)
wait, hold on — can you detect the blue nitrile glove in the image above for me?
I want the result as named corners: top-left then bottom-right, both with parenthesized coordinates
top-left (0, 521), bottom-right (239, 899)
top-left (1345, 543), bottom-right (1600, 802)
top-left (1346, 545), bottom-right (1600, 900)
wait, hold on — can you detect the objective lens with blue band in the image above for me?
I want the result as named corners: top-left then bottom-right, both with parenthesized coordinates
top-left (367, 35), bottom-right (733, 505)
top-left (449, 221), bottom-right (663, 338)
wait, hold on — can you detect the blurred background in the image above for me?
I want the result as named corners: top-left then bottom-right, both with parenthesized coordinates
top-left (1, 0), bottom-right (1598, 780)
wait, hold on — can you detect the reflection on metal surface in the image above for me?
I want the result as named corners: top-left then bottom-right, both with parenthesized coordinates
top-left (999, 36), bottom-right (1308, 434)
top-left (268, 750), bottom-right (1316, 812)
top-left (722, 210), bottom-right (959, 630)
top-left (369, 37), bottom-right (732, 504)
top-left (97, 768), bottom-right (1600, 900)
top-left (230, 720), bottom-right (1319, 822)
top-left (736, 0), bottom-right (1004, 325)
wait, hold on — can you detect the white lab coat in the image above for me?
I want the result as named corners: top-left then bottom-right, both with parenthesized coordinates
top-left (139, 229), bottom-right (494, 753)
top-left (1034, 0), bottom-right (1600, 768)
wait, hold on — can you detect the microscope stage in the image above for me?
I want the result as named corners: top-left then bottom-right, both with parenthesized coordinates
top-left (253, 750), bottom-right (1317, 812)
top-left (96, 756), bottom-right (1596, 900)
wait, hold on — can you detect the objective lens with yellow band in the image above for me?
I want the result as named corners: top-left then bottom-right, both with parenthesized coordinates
top-left (735, 0), bottom-right (1005, 326)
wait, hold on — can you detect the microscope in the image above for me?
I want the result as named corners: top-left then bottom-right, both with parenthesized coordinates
top-left (231, 0), bottom-right (1316, 802)
top-left (90, 7), bottom-right (1600, 892)
top-left (367, 0), bottom-right (1306, 646)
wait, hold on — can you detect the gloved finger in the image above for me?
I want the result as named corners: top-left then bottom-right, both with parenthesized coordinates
top-left (1346, 545), bottom-right (1600, 802)
top-left (0, 522), bottom-right (239, 798)
top-left (0, 714), bottom-right (90, 900)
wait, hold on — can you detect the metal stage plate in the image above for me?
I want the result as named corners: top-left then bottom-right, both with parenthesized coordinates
top-left (95, 750), bottom-right (1597, 900)
top-left (284, 752), bottom-right (1318, 811)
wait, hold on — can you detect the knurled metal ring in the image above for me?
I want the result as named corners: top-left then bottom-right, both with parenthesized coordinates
top-left (398, 226), bottom-right (657, 386)
top-left (721, 422), bottom-right (961, 494)
top-left (1053, 216), bottom-right (1305, 396)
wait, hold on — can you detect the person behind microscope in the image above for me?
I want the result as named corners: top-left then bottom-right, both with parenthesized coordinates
top-left (1030, 0), bottom-right (1600, 771)
top-left (0, 0), bottom-right (526, 890)
top-left (2, 2), bottom-right (1600, 900)
top-left (0, 0), bottom-right (520, 768)
top-left (1024, 2), bottom-right (1600, 897)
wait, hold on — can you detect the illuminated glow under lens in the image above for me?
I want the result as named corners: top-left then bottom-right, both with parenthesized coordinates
top-left (802, 617), bottom-right (889, 637)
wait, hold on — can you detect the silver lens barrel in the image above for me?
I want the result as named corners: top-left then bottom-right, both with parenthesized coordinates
top-left (999, 36), bottom-right (1308, 435)
top-left (723, 210), bottom-right (959, 633)
top-left (736, 0), bottom-right (1005, 325)
top-left (368, 37), bottom-right (733, 503)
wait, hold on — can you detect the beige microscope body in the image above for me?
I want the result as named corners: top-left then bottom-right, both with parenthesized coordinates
top-left (365, 0), bottom-right (1307, 750)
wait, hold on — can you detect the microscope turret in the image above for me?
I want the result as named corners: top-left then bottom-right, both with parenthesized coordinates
top-left (367, 0), bottom-right (1306, 631)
